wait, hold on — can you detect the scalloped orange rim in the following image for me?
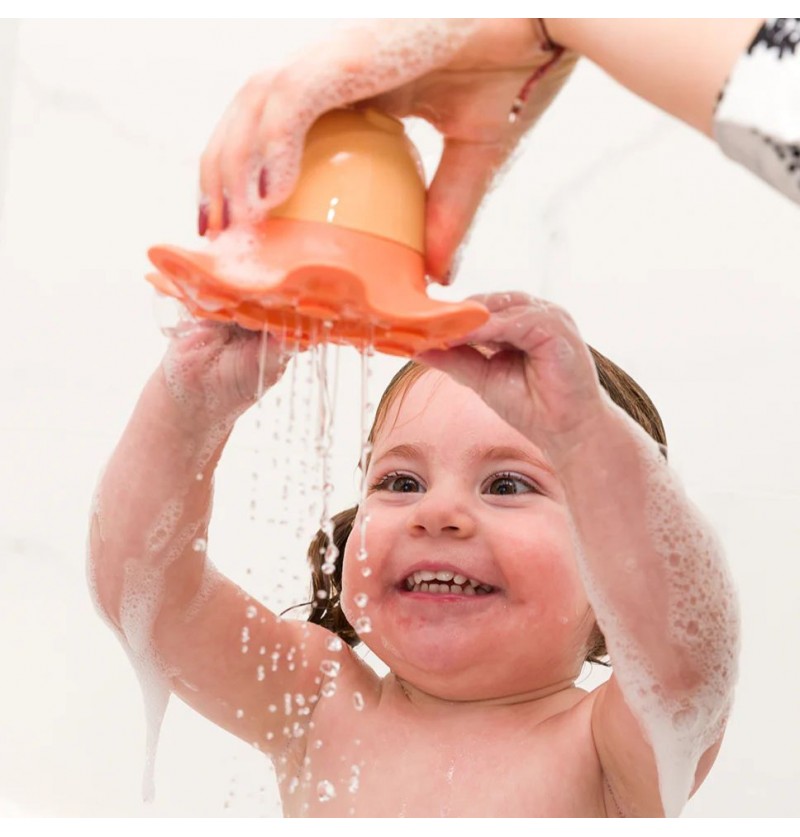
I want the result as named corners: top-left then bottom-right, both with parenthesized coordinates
top-left (147, 218), bottom-right (488, 358)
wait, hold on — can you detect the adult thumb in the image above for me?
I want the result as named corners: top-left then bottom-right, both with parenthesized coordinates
top-left (424, 137), bottom-right (509, 285)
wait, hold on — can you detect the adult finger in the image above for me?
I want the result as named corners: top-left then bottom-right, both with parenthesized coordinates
top-left (199, 71), bottom-right (273, 233)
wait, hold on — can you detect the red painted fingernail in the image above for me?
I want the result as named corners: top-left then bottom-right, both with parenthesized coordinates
top-left (198, 202), bottom-right (209, 237)
top-left (222, 196), bottom-right (230, 230)
top-left (258, 166), bottom-right (268, 199)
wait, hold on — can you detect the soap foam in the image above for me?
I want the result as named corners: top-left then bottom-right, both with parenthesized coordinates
top-left (118, 514), bottom-right (201, 801)
top-left (572, 406), bottom-right (740, 816)
top-left (206, 228), bottom-right (285, 290)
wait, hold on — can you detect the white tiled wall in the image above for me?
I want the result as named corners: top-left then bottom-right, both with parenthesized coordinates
top-left (0, 20), bottom-right (798, 817)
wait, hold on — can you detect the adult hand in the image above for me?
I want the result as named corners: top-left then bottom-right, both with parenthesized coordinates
top-left (199, 19), bottom-right (577, 283)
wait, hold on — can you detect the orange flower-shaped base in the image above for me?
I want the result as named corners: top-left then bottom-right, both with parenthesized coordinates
top-left (147, 217), bottom-right (488, 357)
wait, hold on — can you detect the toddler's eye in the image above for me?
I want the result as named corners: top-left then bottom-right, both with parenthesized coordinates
top-left (371, 472), bottom-right (423, 493)
top-left (484, 473), bottom-right (537, 496)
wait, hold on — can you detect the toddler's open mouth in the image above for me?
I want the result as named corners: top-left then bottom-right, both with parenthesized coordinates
top-left (401, 569), bottom-right (495, 596)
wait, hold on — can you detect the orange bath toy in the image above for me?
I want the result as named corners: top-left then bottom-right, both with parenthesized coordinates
top-left (146, 108), bottom-right (488, 357)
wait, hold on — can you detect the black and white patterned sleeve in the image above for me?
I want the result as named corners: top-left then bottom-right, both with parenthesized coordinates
top-left (714, 19), bottom-right (800, 205)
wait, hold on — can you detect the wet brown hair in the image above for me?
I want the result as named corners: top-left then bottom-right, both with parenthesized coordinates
top-left (295, 347), bottom-right (667, 667)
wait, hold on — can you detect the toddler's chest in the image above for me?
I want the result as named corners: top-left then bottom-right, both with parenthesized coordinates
top-left (279, 712), bottom-right (605, 817)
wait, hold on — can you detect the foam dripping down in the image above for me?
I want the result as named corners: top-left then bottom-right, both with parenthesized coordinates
top-left (570, 407), bottom-right (740, 817)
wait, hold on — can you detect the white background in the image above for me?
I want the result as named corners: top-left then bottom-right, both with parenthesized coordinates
top-left (0, 19), bottom-right (798, 817)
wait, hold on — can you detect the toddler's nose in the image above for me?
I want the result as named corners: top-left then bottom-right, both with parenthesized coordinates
top-left (407, 489), bottom-right (477, 538)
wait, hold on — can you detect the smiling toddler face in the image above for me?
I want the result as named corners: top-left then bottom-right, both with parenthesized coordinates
top-left (341, 369), bottom-right (597, 701)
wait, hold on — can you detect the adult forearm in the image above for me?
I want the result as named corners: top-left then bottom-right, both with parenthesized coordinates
top-left (545, 18), bottom-right (763, 136)
top-left (551, 403), bottom-right (739, 695)
top-left (88, 367), bottom-right (231, 629)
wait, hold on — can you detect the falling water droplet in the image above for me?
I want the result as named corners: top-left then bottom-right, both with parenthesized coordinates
top-left (321, 681), bottom-right (337, 698)
top-left (246, 605), bottom-right (258, 619)
top-left (326, 636), bottom-right (343, 652)
top-left (354, 592), bottom-right (368, 608)
top-left (192, 537), bottom-right (207, 552)
top-left (317, 780), bottom-right (336, 802)
top-left (316, 589), bottom-right (329, 600)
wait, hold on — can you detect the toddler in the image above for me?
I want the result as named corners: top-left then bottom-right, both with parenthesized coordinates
top-left (88, 291), bottom-right (738, 817)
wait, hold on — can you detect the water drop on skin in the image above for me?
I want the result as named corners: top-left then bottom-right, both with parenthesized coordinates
top-left (321, 681), bottom-right (337, 698)
top-left (354, 616), bottom-right (372, 634)
top-left (326, 636), bottom-right (343, 652)
top-left (320, 660), bottom-right (341, 678)
top-left (352, 691), bottom-right (365, 711)
top-left (317, 780), bottom-right (336, 802)
top-left (245, 605), bottom-right (257, 618)
top-left (354, 592), bottom-right (368, 608)
top-left (192, 537), bottom-right (207, 552)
